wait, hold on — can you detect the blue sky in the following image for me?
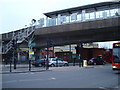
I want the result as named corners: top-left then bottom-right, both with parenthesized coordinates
top-left (0, 0), bottom-right (118, 48)
top-left (1, 0), bottom-right (112, 34)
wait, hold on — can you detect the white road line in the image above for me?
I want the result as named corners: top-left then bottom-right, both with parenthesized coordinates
top-left (3, 80), bottom-right (17, 83)
top-left (20, 77), bottom-right (56, 82)
top-left (99, 87), bottom-right (106, 89)
top-left (48, 77), bottom-right (56, 80)
top-left (19, 78), bottom-right (44, 82)
top-left (3, 77), bottom-right (57, 84)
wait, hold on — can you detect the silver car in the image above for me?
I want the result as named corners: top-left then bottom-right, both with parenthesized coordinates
top-left (48, 57), bottom-right (69, 67)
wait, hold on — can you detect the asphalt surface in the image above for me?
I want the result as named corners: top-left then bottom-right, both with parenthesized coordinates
top-left (2, 64), bottom-right (120, 89)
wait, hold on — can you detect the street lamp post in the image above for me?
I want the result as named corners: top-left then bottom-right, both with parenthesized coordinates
top-left (46, 39), bottom-right (54, 70)
top-left (46, 43), bottom-right (49, 70)
top-left (28, 19), bottom-right (36, 71)
top-left (28, 40), bottom-right (32, 71)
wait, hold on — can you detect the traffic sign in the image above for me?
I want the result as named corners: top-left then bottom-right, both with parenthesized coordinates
top-left (29, 43), bottom-right (36, 47)
top-left (29, 51), bottom-right (34, 55)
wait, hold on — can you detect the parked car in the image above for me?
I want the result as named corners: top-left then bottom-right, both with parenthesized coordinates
top-left (88, 58), bottom-right (97, 65)
top-left (88, 57), bottom-right (105, 65)
top-left (32, 59), bottom-right (46, 67)
top-left (48, 57), bottom-right (69, 67)
top-left (31, 60), bottom-right (37, 65)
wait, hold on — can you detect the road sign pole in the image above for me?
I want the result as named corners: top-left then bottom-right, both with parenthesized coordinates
top-left (46, 40), bottom-right (49, 70)
top-left (13, 49), bottom-right (16, 69)
top-left (10, 59), bottom-right (12, 72)
top-left (28, 41), bottom-right (32, 71)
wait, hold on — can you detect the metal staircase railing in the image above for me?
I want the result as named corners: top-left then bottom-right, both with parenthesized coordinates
top-left (2, 26), bottom-right (35, 54)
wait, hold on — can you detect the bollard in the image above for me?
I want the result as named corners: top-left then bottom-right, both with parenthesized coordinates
top-left (83, 60), bottom-right (87, 67)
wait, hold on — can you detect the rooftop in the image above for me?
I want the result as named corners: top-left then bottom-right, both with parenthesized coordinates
top-left (44, 1), bottom-right (120, 17)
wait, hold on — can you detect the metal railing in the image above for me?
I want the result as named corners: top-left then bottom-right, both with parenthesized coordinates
top-left (36, 8), bottom-right (120, 28)
top-left (2, 26), bottom-right (35, 54)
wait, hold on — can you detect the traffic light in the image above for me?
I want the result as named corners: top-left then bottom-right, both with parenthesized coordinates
top-left (47, 40), bottom-right (53, 47)
top-left (75, 46), bottom-right (80, 54)
top-left (80, 43), bottom-right (83, 48)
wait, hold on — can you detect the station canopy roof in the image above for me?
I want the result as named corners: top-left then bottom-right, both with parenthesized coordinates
top-left (44, 1), bottom-right (120, 18)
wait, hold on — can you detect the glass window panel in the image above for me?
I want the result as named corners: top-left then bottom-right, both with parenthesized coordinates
top-left (71, 13), bottom-right (77, 21)
top-left (90, 12), bottom-right (95, 19)
top-left (85, 13), bottom-right (89, 20)
top-left (104, 10), bottom-right (110, 17)
top-left (77, 14), bottom-right (82, 21)
top-left (96, 11), bottom-right (100, 18)
top-left (110, 9), bottom-right (118, 16)
top-left (99, 11), bottom-right (104, 18)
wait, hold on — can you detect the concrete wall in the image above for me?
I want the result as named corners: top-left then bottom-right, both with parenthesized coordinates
top-left (33, 17), bottom-right (120, 47)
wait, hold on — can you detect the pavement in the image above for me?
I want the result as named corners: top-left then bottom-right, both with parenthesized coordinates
top-left (1, 64), bottom-right (47, 74)
top-left (1, 63), bottom-right (111, 74)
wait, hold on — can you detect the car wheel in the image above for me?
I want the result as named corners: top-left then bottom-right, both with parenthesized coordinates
top-left (51, 64), bottom-right (55, 67)
top-left (64, 63), bottom-right (69, 66)
top-left (35, 64), bottom-right (39, 67)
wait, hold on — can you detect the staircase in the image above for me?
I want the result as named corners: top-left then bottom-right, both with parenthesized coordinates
top-left (2, 26), bottom-right (36, 54)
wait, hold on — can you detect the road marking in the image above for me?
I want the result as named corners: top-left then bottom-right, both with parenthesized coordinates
top-left (114, 85), bottom-right (120, 88)
top-left (3, 80), bottom-right (17, 83)
top-left (99, 87), bottom-right (110, 90)
top-left (49, 77), bottom-right (56, 80)
top-left (19, 78), bottom-right (44, 82)
top-left (3, 76), bottom-right (56, 84)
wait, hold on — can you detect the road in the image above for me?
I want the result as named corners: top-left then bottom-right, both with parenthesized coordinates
top-left (2, 64), bottom-right (120, 89)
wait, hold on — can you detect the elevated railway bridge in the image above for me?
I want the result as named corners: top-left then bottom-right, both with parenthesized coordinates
top-left (1, 1), bottom-right (120, 62)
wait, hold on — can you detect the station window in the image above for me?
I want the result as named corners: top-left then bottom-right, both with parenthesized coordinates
top-left (77, 14), bottom-right (82, 21)
top-left (85, 13), bottom-right (90, 20)
top-left (96, 11), bottom-right (100, 18)
top-left (89, 12), bottom-right (95, 20)
top-left (110, 9), bottom-right (118, 16)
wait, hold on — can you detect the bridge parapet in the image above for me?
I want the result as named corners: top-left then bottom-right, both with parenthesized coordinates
top-left (2, 2), bottom-right (120, 40)
top-left (37, 2), bottom-right (120, 28)
top-left (35, 16), bottom-right (120, 36)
